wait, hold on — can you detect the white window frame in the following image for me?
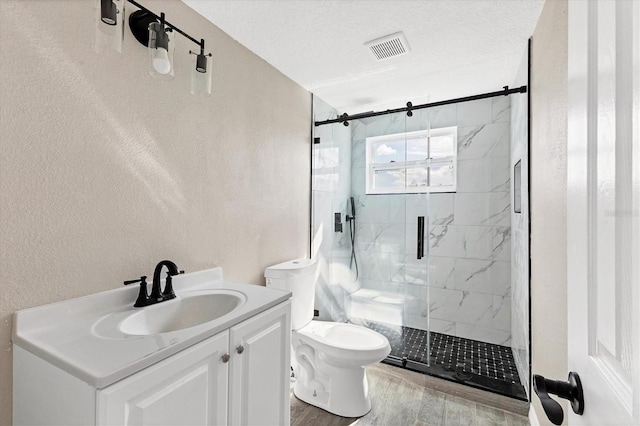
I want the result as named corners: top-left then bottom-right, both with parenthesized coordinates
top-left (365, 126), bottom-right (457, 194)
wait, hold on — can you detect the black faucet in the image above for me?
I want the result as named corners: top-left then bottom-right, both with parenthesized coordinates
top-left (124, 260), bottom-right (184, 308)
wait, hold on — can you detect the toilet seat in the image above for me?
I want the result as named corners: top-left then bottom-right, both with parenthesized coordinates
top-left (293, 320), bottom-right (390, 367)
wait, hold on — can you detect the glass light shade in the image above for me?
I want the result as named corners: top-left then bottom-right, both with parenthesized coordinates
top-left (191, 54), bottom-right (212, 96)
top-left (91, 0), bottom-right (124, 53)
top-left (148, 22), bottom-right (174, 80)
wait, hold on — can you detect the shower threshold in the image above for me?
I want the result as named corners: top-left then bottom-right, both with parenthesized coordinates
top-left (360, 320), bottom-right (528, 401)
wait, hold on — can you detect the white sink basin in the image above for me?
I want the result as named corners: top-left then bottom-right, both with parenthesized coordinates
top-left (120, 290), bottom-right (246, 335)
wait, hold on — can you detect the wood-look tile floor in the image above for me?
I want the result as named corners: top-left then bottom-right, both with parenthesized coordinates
top-left (291, 363), bottom-right (530, 426)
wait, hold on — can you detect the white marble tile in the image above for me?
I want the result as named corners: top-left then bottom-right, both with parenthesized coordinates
top-left (356, 194), bottom-right (390, 224)
top-left (312, 143), bottom-right (340, 192)
top-left (329, 256), bottom-right (360, 295)
top-left (404, 194), bottom-right (432, 223)
top-left (426, 104), bottom-right (458, 129)
top-left (456, 98), bottom-right (493, 127)
top-left (462, 226), bottom-right (494, 260)
top-left (351, 137), bottom-right (366, 168)
top-left (428, 225), bottom-right (493, 260)
top-left (355, 222), bottom-right (388, 245)
top-left (456, 158), bottom-right (493, 193)
top-left (429, 318), bottom-right (456, 335)
top-left (405, 113), bottom-right (423, 133)
top-left (314, 258), bottom-right (356, 322)
top-left (491, 157), bottom-right (511, 192)
top-left (376, 223), bottom-right (406, 254)
top-left (492, 226), bottom-right (511, 261)
top-left (457, 122), bottom-right (510, 160)
top-left (428, 225), bottom-right (460, 258)
top-left (488, 192), bottom-right (511, 226)
top-left (312, 191), bottom-right (333, 255)
top-left (403, 282), bottom-right (429, 317)
top-left (389, 194), bottom-right (450, 226)
top-left (391, 254), bottom-right (429, 285)
top-left (491, 95), bottom-right (511, 123)
top-left (429, 287), bottom-right (494, 325)
top-left (355, 221), bottom-right (404, 253)
top-left (331, 229), bottom-right (351, 251)
top-left (475, 294), bottom-right (511, 332)
top-left (389, 195), bottom-right (406, 224)
top-left (366, 112), bottom-right (405, 138)
top-left (405, 221), bottom-right (420, 255)
top-left (455, 323), bottom-right (511, 346)
top-left (454, 193), bottom-right (491, 226)
top-left (428, 256), bottom-right (455, 289)
top-left (427, 193), bottom-right (454, 226)
top-left (351, 166), bottom-right (366, 195)
top-left (404, 314), bottom-right (430, 332)
top-left (357, 246), bottom-right (391, 281)
top-left (453, 259), bottom-right (510, 296)
top-left (490, 260), bottom-right (511, 295)
top-left (351, 119), bottom-right (366, 141)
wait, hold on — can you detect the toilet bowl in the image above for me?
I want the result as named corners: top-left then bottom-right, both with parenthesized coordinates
top-left (294, 320), bottom-right (390, 367)
top-left (265, 258), bottom-right (391, 417)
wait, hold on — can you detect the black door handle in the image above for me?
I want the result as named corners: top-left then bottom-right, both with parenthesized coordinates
top-left (417, 216), bottom-right (425, 259)
top-left (533, 372), bottom-right (584, 425)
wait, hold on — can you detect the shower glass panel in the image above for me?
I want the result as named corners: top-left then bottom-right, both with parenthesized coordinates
top-left (312, 88), bottom-right (531, 403)
top-left (311, 97), bottom-right (432, 372)
top-left (392, 107), bottom-right (431, 368)
top-left (311, 101), bottom-right (354, 324)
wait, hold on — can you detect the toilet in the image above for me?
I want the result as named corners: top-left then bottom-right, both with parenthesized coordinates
top-left (265, 258), bottom-right (391, 418)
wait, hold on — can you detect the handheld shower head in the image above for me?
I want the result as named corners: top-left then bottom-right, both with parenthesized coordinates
top-left (350, 197), bottom-right (356, 220)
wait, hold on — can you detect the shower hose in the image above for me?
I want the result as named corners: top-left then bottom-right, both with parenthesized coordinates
top-left (348, 216), bottom-right (359, 281)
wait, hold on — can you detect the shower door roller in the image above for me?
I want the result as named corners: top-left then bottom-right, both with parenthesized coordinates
top-left (533, 372), bottom-right (584, 425)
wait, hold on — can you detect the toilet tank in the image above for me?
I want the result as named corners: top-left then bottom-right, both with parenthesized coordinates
top-left (264, 258), bottom-right (317, 331)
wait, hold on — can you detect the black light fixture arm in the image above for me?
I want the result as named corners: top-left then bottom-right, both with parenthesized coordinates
top-left (126, 0), bottom-right (203, 49)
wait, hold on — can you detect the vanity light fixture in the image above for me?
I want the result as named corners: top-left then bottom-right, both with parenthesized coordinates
top-left (147, 13), bottom-right (174, 79)
top-left (190, 39), bottom-right (213, 96)
top-left (94, 0), bottom-right (212, 94)
top-left (92, 0), bottom-right (125, 53)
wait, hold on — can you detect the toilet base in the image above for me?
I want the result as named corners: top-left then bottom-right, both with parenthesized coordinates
top-left (293, 363), bottom-right (372, 418)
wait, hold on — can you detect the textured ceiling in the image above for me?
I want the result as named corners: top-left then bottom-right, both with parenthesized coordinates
top-left (183, 0), bottom-right (544, 114)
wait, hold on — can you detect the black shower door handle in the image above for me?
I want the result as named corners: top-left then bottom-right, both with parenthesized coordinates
top-left (417, 216), bottom-right (425, 259)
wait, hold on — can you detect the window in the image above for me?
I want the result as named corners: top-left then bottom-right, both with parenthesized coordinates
top-left (365, 126), bottom-right (457, 194)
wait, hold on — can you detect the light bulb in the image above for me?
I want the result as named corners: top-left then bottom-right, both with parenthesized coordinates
top-left (152, 47), bottom-right (171, 74)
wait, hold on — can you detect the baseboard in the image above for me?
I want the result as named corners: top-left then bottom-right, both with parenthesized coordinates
top-left (529, 404), bottom-right (540, 425)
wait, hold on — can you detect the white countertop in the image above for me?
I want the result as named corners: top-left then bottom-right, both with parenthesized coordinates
top-left (12, 268), bottom-right (291, 389)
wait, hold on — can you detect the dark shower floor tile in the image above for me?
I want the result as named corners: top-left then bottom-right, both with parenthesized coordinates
top-left (359, 320), bottom-right (528, 401)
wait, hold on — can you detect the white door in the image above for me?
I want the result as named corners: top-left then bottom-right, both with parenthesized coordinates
top-left (567, 0), bottom-right (640, 425)
top-left (228, 301), bottom-right (291, 426)
top-left (97, 331), bottom-right (230, 426)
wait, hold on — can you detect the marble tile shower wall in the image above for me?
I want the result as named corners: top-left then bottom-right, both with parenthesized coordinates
top-left (350, 98), bottom-right (512, 346)
top-left (311, 97), bottom-right (354, 323)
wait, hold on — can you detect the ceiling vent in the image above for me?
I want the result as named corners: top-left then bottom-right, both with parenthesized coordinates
top-left (365, 32), bottom-right (411, 61)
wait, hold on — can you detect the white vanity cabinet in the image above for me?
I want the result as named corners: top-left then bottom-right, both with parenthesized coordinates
top-left (14, 301), bottom-right (291, 426)
top-left (97, 331), bottom-right (230, 425)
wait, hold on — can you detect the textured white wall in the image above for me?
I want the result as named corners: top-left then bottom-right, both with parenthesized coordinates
top-left (0, 1), bottom-right (311, 423)
top-left (530, 0), bottom-right (568, 423)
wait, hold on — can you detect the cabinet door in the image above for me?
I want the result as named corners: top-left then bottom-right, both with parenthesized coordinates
top-left (229, 301), bottom-right (291, 426)
top-left (97, 331), bottom-right (229, 426)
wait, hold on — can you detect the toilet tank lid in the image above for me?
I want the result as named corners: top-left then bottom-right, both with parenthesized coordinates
top-left (264, 258), bottom-right (318, 279)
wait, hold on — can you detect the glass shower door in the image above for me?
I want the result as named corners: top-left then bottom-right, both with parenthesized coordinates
top-left (394, 109), bottom-right (431, 368)
top-left (311, 96), bottom-right (432, 371)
